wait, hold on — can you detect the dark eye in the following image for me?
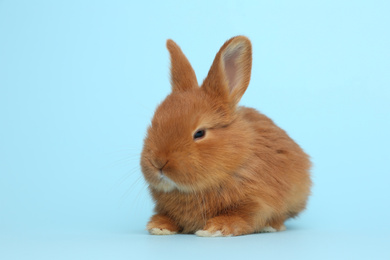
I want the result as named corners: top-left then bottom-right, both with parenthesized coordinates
top-left (193, 129), bottom-right (206, 140)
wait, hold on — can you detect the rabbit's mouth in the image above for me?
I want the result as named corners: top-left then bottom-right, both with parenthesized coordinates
top-left (154, 170), bottom-right (198, 193)
top-left (158, 172), bottom-right (177, 191)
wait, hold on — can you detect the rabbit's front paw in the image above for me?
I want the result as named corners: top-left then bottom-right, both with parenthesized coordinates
top-left (147, 214), bottom-right (180, 235)
top-left (195, 216), bottom-right (252, 237)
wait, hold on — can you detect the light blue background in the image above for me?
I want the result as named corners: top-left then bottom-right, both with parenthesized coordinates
top-left (1, 0), bottom-right (389, 259)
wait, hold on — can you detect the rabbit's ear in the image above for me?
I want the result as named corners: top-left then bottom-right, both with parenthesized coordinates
top-left (202, 36), bottom-right (252, 107)
top-left (167, 39), bottom-right (198, 92)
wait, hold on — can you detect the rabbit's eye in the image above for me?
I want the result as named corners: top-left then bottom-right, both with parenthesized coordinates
top-left (193, 129), bottom-right (206, 140)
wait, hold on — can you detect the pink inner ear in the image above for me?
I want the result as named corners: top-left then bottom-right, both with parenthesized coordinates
top-left (223, 46), bottom-right (242, 93)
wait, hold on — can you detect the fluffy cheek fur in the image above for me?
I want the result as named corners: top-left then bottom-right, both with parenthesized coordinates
top-left (141, 120), bottom-right (253, 193)
top-left (141, 146), bottom-right (228, 193)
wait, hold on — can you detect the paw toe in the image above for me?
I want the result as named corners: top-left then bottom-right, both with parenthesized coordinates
top-left (195, 230), bottom-right (232, 237)
top-left (260, 226), bottom-right (277, 233)
top-left (260, 225), bottom-right (286, 233)
top-left (148, 228), bottom-right (177, 235)
top-left (279, 225), bottom-right (286, 231)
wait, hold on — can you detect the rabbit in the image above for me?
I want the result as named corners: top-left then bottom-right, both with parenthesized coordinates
top-left (140, 36), bottom-right (311, 237)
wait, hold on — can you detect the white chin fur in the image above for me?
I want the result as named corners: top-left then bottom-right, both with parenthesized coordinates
top-left (155, 174), bottom-right (177, 192)
top-left (195, 230), bottom-right (232, 237)
top-left (149, 228), bottom-right (177, 235)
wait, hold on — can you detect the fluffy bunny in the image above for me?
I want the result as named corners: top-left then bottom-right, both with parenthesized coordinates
top-left (140, 36), bottom-right (311, 237)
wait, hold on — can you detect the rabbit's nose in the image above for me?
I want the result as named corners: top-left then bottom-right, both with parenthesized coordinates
top-left (151, 158), bottom-right (169, 171)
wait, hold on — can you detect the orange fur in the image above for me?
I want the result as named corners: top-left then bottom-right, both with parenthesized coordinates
top-left (140, 36), bottom-right (312, 236)
top-left (146, 214), bottom-right (181, 233)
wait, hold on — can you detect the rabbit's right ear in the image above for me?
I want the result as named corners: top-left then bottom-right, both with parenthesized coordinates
top-left (167, 40), bottom-right (198, 92)
top-left (201, 36), bottom-right (252, 108)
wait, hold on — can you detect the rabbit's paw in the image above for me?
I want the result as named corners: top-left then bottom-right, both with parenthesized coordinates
top-left (195, 230), bottom-right (226, 237)
top-left (149, 228), bottom-right (177, 235)
top-left (195, 216), bottom-right (252, 237)
top-left (147, 214), bottom-right (180, 235)
top-left (260, 224), bottom-right (286, 233)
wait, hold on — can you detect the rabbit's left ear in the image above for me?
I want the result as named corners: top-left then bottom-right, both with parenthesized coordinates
top-left (167, 39), bottom-right (198, 92)
top-left (202, 36), bottom-right (252, 108)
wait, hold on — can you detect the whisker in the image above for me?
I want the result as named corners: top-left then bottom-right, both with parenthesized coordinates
top-left (134, 181), bottom-right (149, 211)
top-left (109, 166), bottom-right (140, 192)
top-left (104, 157), bottom-right (139, 170)
top-left (104, 148), bottom-right (141, 156)
top-left (120, 175), bottom-right (144, 203)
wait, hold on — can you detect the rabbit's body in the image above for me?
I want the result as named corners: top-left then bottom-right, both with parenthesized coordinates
top-left (141, 36), bottom-right (311, 236)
